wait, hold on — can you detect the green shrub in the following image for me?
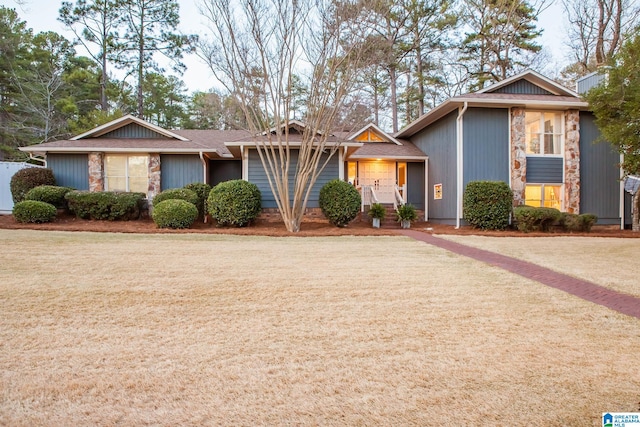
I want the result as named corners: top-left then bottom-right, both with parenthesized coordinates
top-left (207, 180), bottom-right (262, 227)
top-left (561, 212), bottom-right (598, 232)
top-left (184, 182), bottom-right (212, 219)
top-left (513, 206), bottom-right (562, 232)
top-left (65, 191), bottom-right (146, 220)
top-left (24, 185), bottom-right (74, 210)
top-left (12, 200), bottom-right (57, 223)
top-left (463, 181), bottom-right (513, 230)
top-left (319, 179), bottom-right (361, 227)
top-left (10, 167), bottom-right (56, 203)
top-left (152, 199), bottom-right (198, 229)
top-left (153, 188), bottom-right (199, 210)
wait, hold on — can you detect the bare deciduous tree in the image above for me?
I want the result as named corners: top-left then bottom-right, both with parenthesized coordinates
top-left (562, 0), bottom-right (640, 74)
top-left (199, 0), bottom-right (366, 232)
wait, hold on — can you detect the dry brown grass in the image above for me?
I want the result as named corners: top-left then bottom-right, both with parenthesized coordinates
top-left (438, 235), bottom-right (640, 298)
top-left (1, 229), bottom-right (639, 426)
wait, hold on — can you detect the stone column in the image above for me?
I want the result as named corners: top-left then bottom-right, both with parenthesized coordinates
top-left (88, 152), bottom-right (104, 192)
top-left (511, 108), bottom-right (527, 206)
top-left (148, 153), bottom-right (161, 200)
top-left (564, 110), bottom-right (580, 213)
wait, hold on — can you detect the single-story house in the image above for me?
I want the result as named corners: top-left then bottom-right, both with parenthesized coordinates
top-left (20, 69), bottom-right (629, 227)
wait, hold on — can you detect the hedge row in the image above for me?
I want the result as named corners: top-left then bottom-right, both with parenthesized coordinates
top-left (513, 206), bottom-right (598, 233)
top-left (65, 191), bottom-right (146, 220)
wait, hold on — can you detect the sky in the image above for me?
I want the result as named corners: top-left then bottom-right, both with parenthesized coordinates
top-left (8, 0), bottom-right (571, 94)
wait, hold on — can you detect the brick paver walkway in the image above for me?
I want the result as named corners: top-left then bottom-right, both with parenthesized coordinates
top-left (398, 229), bottom-right (640, 320)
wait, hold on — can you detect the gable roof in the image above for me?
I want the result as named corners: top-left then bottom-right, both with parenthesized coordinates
top-left (71, 114), bottom-right (189, 141)
top-left (396, 70), bottom-right (589, 139)
top-left (347, 123), bottom-right (402, 145)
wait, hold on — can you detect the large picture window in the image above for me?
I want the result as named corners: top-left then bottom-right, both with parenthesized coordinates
top-left (525, 112), bottom-right (563, 155)
top-left (525, 184), bottom-right (562, 210)
top-left (105, 155), bottom-right (149, 193)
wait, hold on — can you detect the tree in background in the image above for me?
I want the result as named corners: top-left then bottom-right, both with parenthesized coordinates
top-left (59, 0), bottom-right (125, 112)
top-left (460, 0), bottom-right (545, 90)
top-left (142, 72), bottom-right (188, 129)
top-left (561, 0), bottom-right (640, 80)
top-left (586, 33), bottom-right (640, 230)
top-left (199, 0), bottom-right (368, 232)
top-left (120, 0), bottom-right (196, 119)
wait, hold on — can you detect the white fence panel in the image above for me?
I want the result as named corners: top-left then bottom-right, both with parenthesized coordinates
top-left (0, 162), bottom-right (41, 214)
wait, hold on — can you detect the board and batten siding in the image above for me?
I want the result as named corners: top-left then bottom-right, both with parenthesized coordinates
top-left (406, 162), bottom-right (425, 210)
top-left (410, 111), bottom-right (457, 223)
top-left (102, 123), bottom-right (168, 139)
top-left (248, 150), bottom-right (339, 208)
top-left (160, 155), bottom-right (203, 190)
top-left (577, 72), bottom-right (606, 95)
top-left (579, 112), bottom-right (621, 224)
top-left (47, 154), bottom-right (89, 190)
top-left (463, 108), bottom-right (510, 186)
top-left (526, 157), bottom-right (563, 183)
top-left (492, 80), bottom-right (554, 95)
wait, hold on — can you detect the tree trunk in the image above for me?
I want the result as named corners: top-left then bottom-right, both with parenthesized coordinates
top-left (389, 66), bottom-right (398, 133)
top-left (416, 43), bottom-right (425, 116)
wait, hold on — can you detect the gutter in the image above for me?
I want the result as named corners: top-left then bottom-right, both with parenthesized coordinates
top-left (456, 102), bottom-right (468, 229)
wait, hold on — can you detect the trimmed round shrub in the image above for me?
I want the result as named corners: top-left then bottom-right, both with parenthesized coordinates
top-left (207, 180), bottom-right (262, 227)
top-left (152, 199), bottom-right (198, 229)
top-left (65, 191), bottom-right (146, 220)
top-left (184, 182), bottom-right (212, 219)
top-left (513, 206), bottom-right (563, 232)
top-left (10, 167), bottom-right (56, 203)
top-left (12, 200), bottom-right (57, 223)
top-left (463, 181), bottom-right (513, 230)
top-left (24, 185), bottom-right (74, 210)
top-left (319, 179), bottom-right (361, 227)
top-left (152, 188), bottom-right (199, 209)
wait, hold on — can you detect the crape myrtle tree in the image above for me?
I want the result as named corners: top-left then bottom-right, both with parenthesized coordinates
top-left (199, 0), bottom-right (368, 232)
top-left (586, 32), bottom-right (640, 231)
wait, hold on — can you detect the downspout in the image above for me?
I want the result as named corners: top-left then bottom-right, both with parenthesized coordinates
top-left (620, 153), bottom-right (625, 230)
top-left (455, 102), bottom-right (468, 229)
top-left (199, 152), bottom-right (206, 183)
top-left (29, 153), bottom-right (47, 168)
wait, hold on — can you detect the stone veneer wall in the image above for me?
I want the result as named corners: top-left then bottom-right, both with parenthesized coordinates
top-left (564, 110), bottom-right (580, 213)
top-left (510, 108), bottom-right (527, 206)
top-left (88, 152), bottom-right (104, 191)
top-left (148, 154), bottom-right (161, 199)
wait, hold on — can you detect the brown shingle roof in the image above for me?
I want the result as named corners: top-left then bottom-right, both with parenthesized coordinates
top-left (349, 141), bottom-right (427, 159)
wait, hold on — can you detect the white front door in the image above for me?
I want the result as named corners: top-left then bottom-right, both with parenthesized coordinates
top-left (359, 161), bottom-right (396, 203)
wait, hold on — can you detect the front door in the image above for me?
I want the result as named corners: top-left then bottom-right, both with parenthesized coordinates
top-left (359, 161), bottom-right (396, 203)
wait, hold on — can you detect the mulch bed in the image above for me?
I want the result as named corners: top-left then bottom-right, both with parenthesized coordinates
top-left (0, 213), bottom-right (638, 238)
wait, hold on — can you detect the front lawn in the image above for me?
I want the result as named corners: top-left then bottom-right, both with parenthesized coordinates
top-left (0, 230), bottom-right (638, 425)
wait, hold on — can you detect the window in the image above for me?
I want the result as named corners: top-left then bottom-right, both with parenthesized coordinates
top-left (525, 184), bottom-right (562, 210)
top-left (105, 155), bottom-right (149, 193)
top-left (525, 112), bottom-right (563, 155)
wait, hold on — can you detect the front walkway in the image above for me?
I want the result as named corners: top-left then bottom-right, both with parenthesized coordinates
top-left (398, 229), bottom-right (640, 320)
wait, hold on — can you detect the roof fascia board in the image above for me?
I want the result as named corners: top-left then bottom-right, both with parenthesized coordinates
top-left (476, 69), bottom-right (579, 97)
top-left (347, 123), bottom-right (402, 145)
top-left (70, 114), bottom-right (189, 141)
top-left (19, 146), bottom-right (218, 154)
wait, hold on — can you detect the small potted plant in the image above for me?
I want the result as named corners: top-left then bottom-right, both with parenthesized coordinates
top-left (367, 203), bottom-right (386, 228)
top-left (396, 203), bottom-right (417, 229)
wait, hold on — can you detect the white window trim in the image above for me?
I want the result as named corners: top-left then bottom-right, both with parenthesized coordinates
top-left (525, 111), bottom-right (565, 157)
top-left (105, 154), bottom-right (149, 193)
top-left (525, 183), bottom-right (564, 210)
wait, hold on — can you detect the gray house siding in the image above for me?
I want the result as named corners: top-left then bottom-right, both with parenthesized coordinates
top-left (248, 150), bottom-right (338, 208)
top-left (526, 157), bottom-right (563, 183)
top-left (47, 154), bottom-right (89, 190)
top-left (463, 108), bottom-right (510, 187)
top-left (493, 80), bottom-right (554, 95)
top-left (103, 123), bottom-right (168, 139)
top-left (406, 162), bottom-right (425, 210)
top-left (579, 112), bottom-right (621, 224)
top-left (577, 72), bottom-right (605, 95)
top-left (210, 160), bottom-right (242, 186)
top-left (160, 154), bottom-right (203, 190)
top-left (411, 111), bottom-right (457, 222)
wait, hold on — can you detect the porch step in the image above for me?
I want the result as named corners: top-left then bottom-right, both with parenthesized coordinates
top-left (362, 203), bottom-right (400, 228)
